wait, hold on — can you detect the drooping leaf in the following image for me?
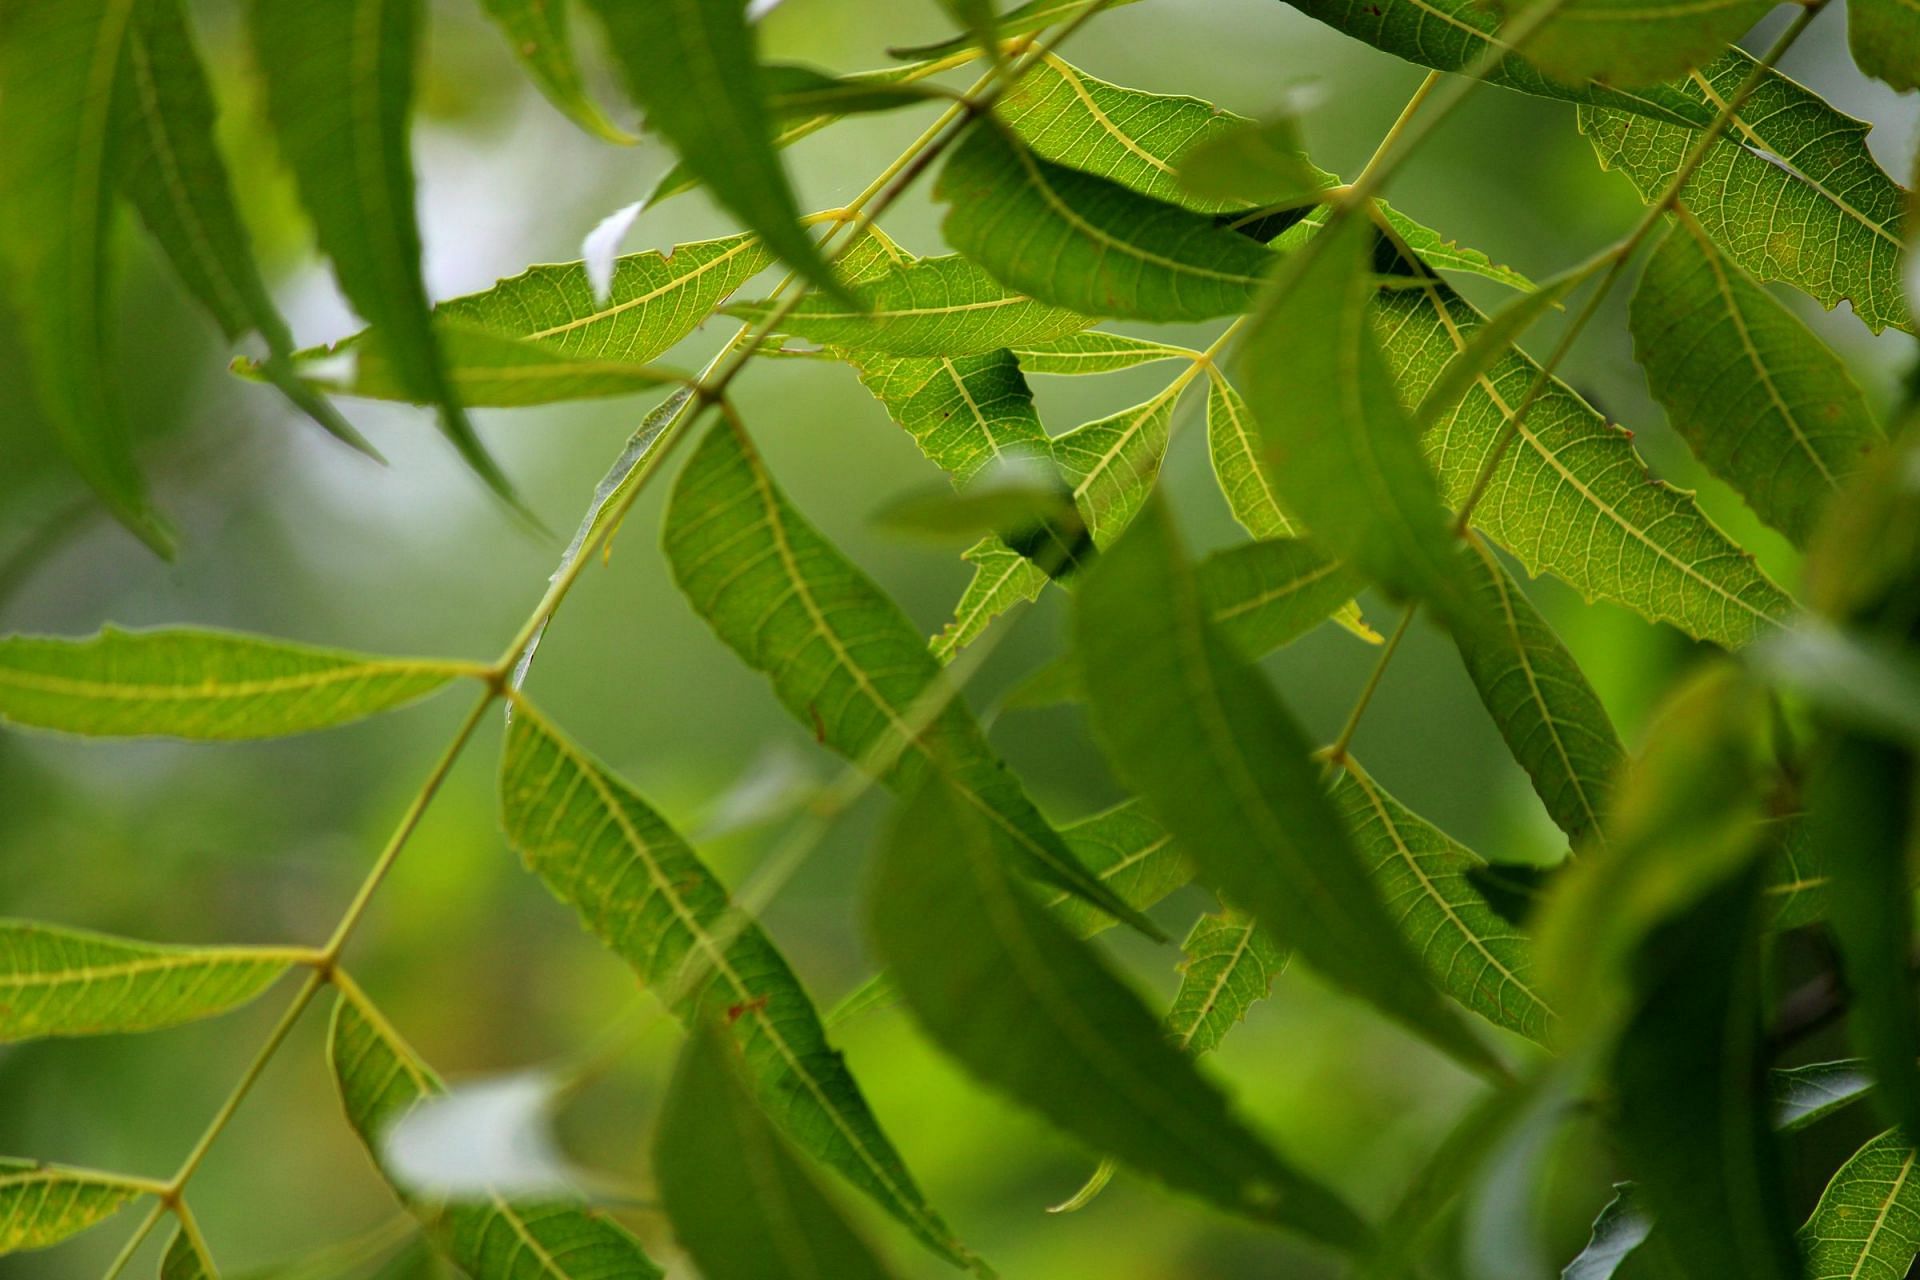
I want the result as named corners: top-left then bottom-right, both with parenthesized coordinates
top-left (656, 1022), bottom-right (899, 1280)
top-left (888, 0), bottom-right (1141, 59)
top-left (1011, 331), bottom-right (1198, 375)
top-left (1494, 0), bottom-right (1774, 88)
top-left (0, 0), bottom-right (172, 553)
top-left (1367, 270), bottom-right (1796, 650)
top-left (1773, 1059), bottom-right (1873, 1132)
top-left (935, 121), bottom-right (1278, 323)
top-left (0, 1159), bottom-right (145, 1254)
top-left (662, 415), bottom-right (1155, 935)
top-left (761, 63), bottom-right (947, 118)
top-left (735, 255), bottom-right (1087, 357)
top-left (116, 0), bottom-right (369, 455)
top-left (0, 921), bottom-right (301, 1042)
top-left (1454, 534), bottom-right (1624, 848)
top-left (1205, 369), bottom-right (1296, 540)
top-left (1847, 0), bottom-right (1920, 91)
top-left (477, 0), bottom-right (634, 143)
top-left (1579, 54), bottom-right (1914, 337)
top-left (249, 0), bottom-right (512, 499)
top-left (582, 0), bottom-right (850, 304)
top-left (1799, 1128), bottom-right (1920, 1278)
top-left (496, 702), bottom-right (975, 1270)
top-left (868, 781), bottom-right (1373, 1247)
top-left (1608, 868), bottom-right (1800, 1280)
top-left (1051, 383), bottom-right (1189, 547)
top-left (1167, 910), bottom-right (1289, 1057)
top-left (161, 1218), bottom-right (217, 1280)
top-left (327, 983), bottom-right (669, 1280)
top-left (1076, 498), bottom-right (1501, 1074)
top-left (0, 628), bottom-right (478, 740)
top-left (1332, 762), bottom-right (1556, 1046)
top-left (280, 233), bottom-right (770, 407)
top-left (1631, 207), bottom-right (1882, 547)
top-left (1238, 216), bottom-right (1483, 631)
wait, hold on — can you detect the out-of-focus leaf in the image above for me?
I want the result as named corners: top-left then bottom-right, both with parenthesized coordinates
top-left (1764, 819), bottom-right (1829, 931)
top-left (0, 0), bottom-right (173, 553)
top-left (582, 0), bottom-right (850, 305)
top-left (656, 1022), bottom-right (899, 1280)
top-left (735, 255), bottom-right (1087, 357)
top-left (1495, 0), bottom-right (1773, 88)
top-left (1608, 868), bottom-right (1799, 1280)
top-left (249, 0), bottom-right (512, 499)
top-left (278, 233), bottom-right (770, 407)
top-left (161, 1219), bottom-right (217, 1280)
top-left (1011, 331), bottom-right (1197, 374)
top-left (1805, 426), bottom-right (1920, 625)
top-left (1167, 910), bottom-right (1289, 1057)
top-left (761, 63), bottom-right (946, 118)
top-left (0, 628), bottom-right (477, 740)
top-left (873, 473), bottom-right (1075, 546)
top-left (478, 0), bottom-right (633, 142)
top-left (0, 1159), bottom-right (145, 1254)
top-left (889, 0), bottom-right (1140, 58)
top-left (663, 416), bottom-right (1156, 935)
top-left (1847, 0), bottom-right (1920, 91)
top-left (116, 0), bottom-right (369, 455)
top-left (1773, 1059), bottom-right (1873, 1132)
top-left (1052, 385), bottom-right (1188, 547)
top-left (1455, 534), bottom-right (1624, 848)
top-left (1562, 1186), bottom-right (1653, 1280)
top-left (327, 984), bottom-right (668, 1280)
top-left (0, 921), bottom-right (301, 1042)
top-left (1753, 621), bottom-right (1920, 747)
top-left (1799, 1128), bottom-right (1920, 1276)
top-left (935, 122), bottom-right (1278, 322)
top-left (496, 703), bottom-right (976, 1269)
top-left (1238, 217), bottom-right (1483, 631)
top-left (1178, 116), bottom-right (1318, 206)
top-left (868, 781), bottom-right (1374, 1247)
top-left (1580, 54), bottom-right (1914, 337)
top-left (1631, 208), bottom-right (1882, 547)
top-left (1076, 498), bottom-right (1501, 1075)
top-left (1355, 1086), bottom-right (1520, 1280)
top-left (1333, 763), bottom-right (1556, 1046)
top-left (1808, 733), bottom-right (1920, 1145)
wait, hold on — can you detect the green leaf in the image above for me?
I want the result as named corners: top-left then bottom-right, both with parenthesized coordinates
top-left (0, 0), bottom-right (172, 554)
top-left (1178, 116), bottom-right (1319, 207)
top-left (847, 347), bottom-right (1050, 485)
top-left (1495, 0), bottom-right (1773, 88)
top-left (1800, 1128), bottom-right (1920, 1279)
top-left (1370, 271), bottom-right (1795, 650)
top-left (868, 781), bottom-right (1373, 1247)
top-left (761, 63), bottom-right (947, 119)
top-left (161, 1219), bottom-right (217, 1280)
top-left (283, 232), bottom-right (769, 407)
top-left (327, 983), bottom-right (669, 1280)
top-left (1238, 217), bottom-right (1483, 629)
top-left (0, 920), bottom-right (301, 1042)
top-left (1848, 0), bottom-right (1920, 91)
top-left (1765, 819), bottom-right (1829, 931)
top-left (1755, 622), bottom-right (1920, 747)
top-left (1167, 910), bottom-right (1289, 1057)
top-left (1412, 266), bottom-right (1585, 431)
top-left (889, 0), bottom-right (1141, 59)
top-left (1205, 369), bottom-right (1297, 540)
top-left (582, 0), bottom-right (850, 305)
top-left (736, 255), bottom-right (1087, 357)
top-left (1044, 800), bottom-right (1193, 939)
top-left (1631, 207), bottom-right (1883, 547)
top-left (1011, 331), bottom-right (1198, 374)
top-left (1076, 497), bottom-right (1501, 1075)
top-left (656, 1022), bottom-right (899, 1280)
top-left (1579, 54), bottom-right (1915, 337)
top-left (1562, 1187), bottom-right (1653, 1280)
top-left (935, 121), bottom-right (1278, 323)
top-left (477, 0), bottom-right (634, 143)
top-left (496, 701), bottom-right (975, 1270)
top-left (1454, 534), bottom-right (1624, 849)
top-left (116, 0), bottom-right (370, 456)
top-left (0, 628), bottom-right (477, 740)
top-left (1331, 762), bottom-right (1556, 1046)
top-left (662, 415), bottom-right (1157, 936)
top-left (1608, 868), bottom-right (1799, 1280)
top-left (249, 0), bottom-right (512, 500)
top-left (0, 1159), bottom-right (146, 1254)
top-left (929, 538), bottom-right (1051, 663)
top-left (1773, 1059), bottom-right (1873, 1133)
top-left (1051, 383), bottom-right (1191, 547)
top-left (1201, 538), bottom-right (1371, 659)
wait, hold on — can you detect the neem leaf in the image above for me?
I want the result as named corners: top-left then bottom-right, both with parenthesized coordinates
top-left (1494, 0), bottom-right (1774, 88)
top-left (0, 1159), bottom-right (146, 1254)
top-left (477, 0), bottom-right (635, 143)
top-left (1178, 116), bottom-right (1319, 207)
top-left (889, 0), bottom-right (1141, 59)
top-left (1847, 0), bottom-right (1920, 91)
top-left (0, 628), bottom-right (478, 740)
top-left (868, 781), bottom-right (1373, 1248)
top-left (1773, 1059), bottom-right (1873, 1133)
top-left (1167, 909), bottom-right (1290, 1058)
top-left (761, 62), bottom-right (947, 118)
top-left (160, 1218), bottom-right (217, 1280)
top-left (1799, 1128), bottom-right (1920, 1277)
top-left (1011, 331), bottom-right (1198, 374)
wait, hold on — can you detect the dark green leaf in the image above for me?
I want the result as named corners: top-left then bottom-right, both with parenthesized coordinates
top-left (1076, 497), bottom-right (1502, 1074)
top-left (478, 0), bottom-right (634, 143)
top-left (656, 1022), bottom-right (899, 1280)
top-left (868, 781), bottom-right (1373, 1247)
top-left (1847, 0), bottom-right (1920, 91)
top-left (1177, 116), bottom-right (1319, 206)
top-left (889, 0), bottom-right (1139, 59)
top-left (1495, 0), bottom-right (1774, 88)
top-left (1753, 621), bottom-right (1920, 747)
top-left (761, 63), bottom-right (946, 118)
top-left (161, 1219), bottom-right (217, 1280)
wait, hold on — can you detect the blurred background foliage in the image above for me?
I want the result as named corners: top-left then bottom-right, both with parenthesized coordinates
top-left (1, 0), bottom-right (1914, 1275)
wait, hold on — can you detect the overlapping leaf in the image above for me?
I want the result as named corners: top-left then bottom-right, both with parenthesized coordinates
top-left (496, 702), bottom-right (974, 1269)
top-left (930, 538), bottom-right (1051, 662)
top-left (1631, 208), bottom-right (1882, 547)
top-left (1847, 0), bottom-right (1920, 91)
top-left (1011, 331), bottom-right (1196, 375)
top-left (160, 1220), bottom-right (217, 1280)
top-left (1051, 385), bottom-right (1188, 546)
top-left (328, 983), bottom-right (669, 1279)
top-left (1799, 1128), bottom-right (1920, 1278)
top-left (477, 0), bottom-right (633, 143)
top-left (662, 416), bottom-right (1151, 933)
top-left (1076, 498), bottom-right (1501, 1074)
top-left (1495, 0), bottom-right (1774, 88)
top-left (656, 1023), bottom-right (899, 1280)
top-left (1775, 1060), bottom-right (1874, 1132)
top-left (0, 921), bottom-right (301, 1042)
top-left (1201, 538), bottom-right (1370, 659)
top-left (0, 1159), bottom-right (145, 1254)
top-left (869, 782), bottom-right (1373, 1246)
top-left (1206, 371), bottom-right (1296, 540)
top-left (1045, 800), bottom-right (1193, 938)
top-left (0, 628), bottom-right (477, 740)
top-left (1167, 910), bottom-right (1289, 1057)
top-left (889, 0), bottom-right (1141, 59)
